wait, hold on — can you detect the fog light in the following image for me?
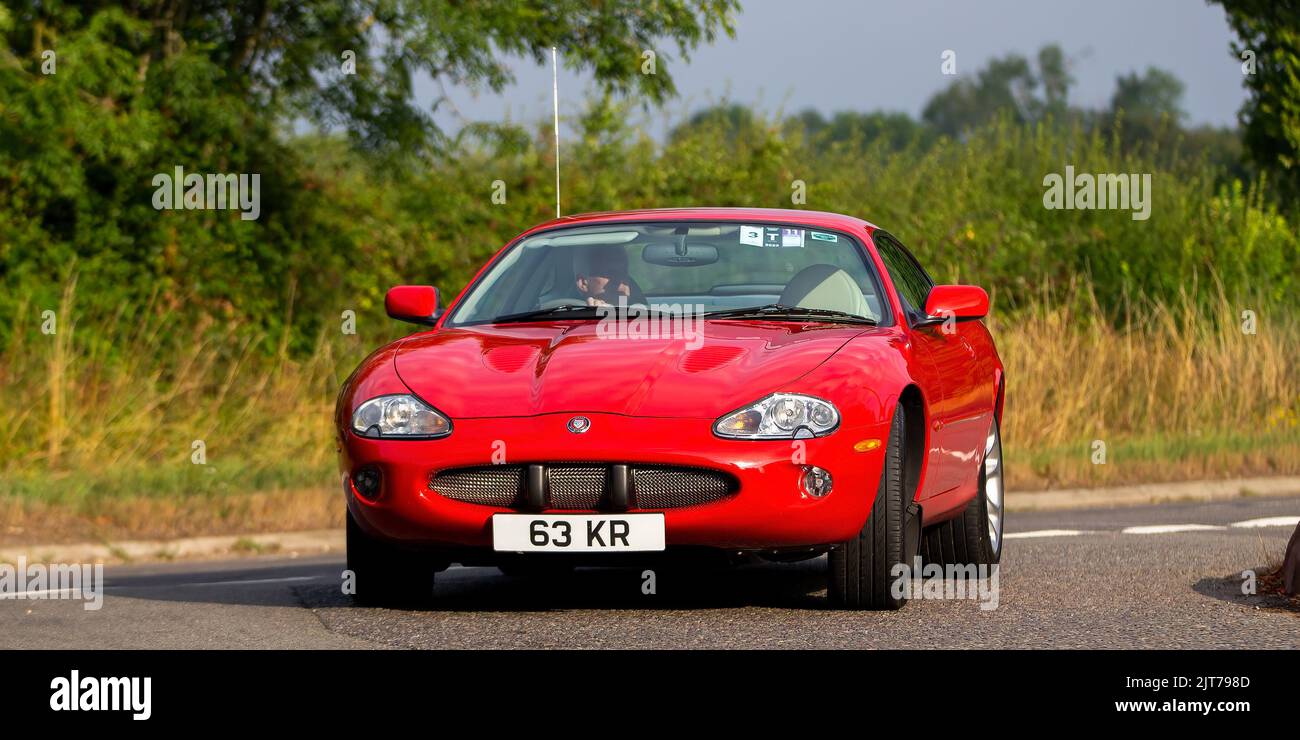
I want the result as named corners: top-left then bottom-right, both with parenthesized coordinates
top-left (352, 465), bottom-right (382, 500)
top-left (801, 466), bottom-right (833, 498)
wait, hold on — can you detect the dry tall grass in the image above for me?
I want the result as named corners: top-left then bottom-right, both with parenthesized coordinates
top-left (1, 279), bottom-right (1297, 542)
top-left (2, 295), bottom-right (343, 486)
top-left (0, 279), bottom-right (361, 544)
top-left (995, 281), bottom-right (1300, 487)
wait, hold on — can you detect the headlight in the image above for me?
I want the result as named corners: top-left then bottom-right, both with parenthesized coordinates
top-left (351, 395), bottom-right (451, 439)
top-left (713, 393), bottom-right (840, 439)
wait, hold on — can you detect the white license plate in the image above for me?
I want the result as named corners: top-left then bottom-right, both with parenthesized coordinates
top-left (492, 513), bottom-right (666, 552)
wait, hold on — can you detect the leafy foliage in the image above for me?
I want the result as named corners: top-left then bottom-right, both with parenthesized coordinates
top-left (1211, 0), bottom-right (1300, 195)
top-left (0, 1), bottom-right (736, 352)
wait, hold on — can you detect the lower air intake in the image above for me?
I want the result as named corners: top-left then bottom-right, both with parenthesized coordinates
top-left (429, 463), bottom-right (737, 511)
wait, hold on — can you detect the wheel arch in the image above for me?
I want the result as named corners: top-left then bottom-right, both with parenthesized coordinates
top-left (896, 384), bottom-right (925, 506)
top-left (993, 369), bottom-right (1006, 425)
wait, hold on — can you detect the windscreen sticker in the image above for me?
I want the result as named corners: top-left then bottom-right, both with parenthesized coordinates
top-left (742, 225), bottom-right (807, 247)
top-left (809, 231), bottom-right (838, 243)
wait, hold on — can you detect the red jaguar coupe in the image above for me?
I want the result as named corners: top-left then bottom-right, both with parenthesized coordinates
top-left (337, 208), bottom-right (1005, 609)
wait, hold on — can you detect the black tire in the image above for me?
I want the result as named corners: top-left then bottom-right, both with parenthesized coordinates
top-left (346, 510), bottom-right (435, 606)
top-left (920, 419), bottom-right (1003, 567)
top-left (827, 404), bottom-right (917, 610)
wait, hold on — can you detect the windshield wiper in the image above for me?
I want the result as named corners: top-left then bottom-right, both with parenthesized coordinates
top-left (492, 302), bottom-right (695, 325)
top-left (489, 304), bottom-right (602, 324)
top-left (704, 304), bottom-right (878, 325)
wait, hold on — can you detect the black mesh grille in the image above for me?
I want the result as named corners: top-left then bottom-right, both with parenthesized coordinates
top-left (547, 465), bottom-right (607, 509)
top-left (633, 467), bottom-right (735, 509)
top-left (428, 463), bottom-right (737, 510)
top-left (431, 465), bottom-right (525, 507)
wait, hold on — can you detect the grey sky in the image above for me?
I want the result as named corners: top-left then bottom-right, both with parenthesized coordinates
top-left (419, 0), bottom-right (1247, 136)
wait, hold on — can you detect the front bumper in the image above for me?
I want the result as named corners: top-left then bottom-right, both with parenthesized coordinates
top-left (341, 412), bottom-right (889, 551)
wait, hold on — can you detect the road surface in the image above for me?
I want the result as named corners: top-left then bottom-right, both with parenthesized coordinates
top-left (2, 495), bottom-right (1296, 649)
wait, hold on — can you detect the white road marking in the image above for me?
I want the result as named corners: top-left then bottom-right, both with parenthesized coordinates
top-left (0, 575), bottom-right (324, 599)
top-left (173, 575), bottom-right (323, 587)
top-left (1005, 529), bottom-right (1094, 539)
top-left (1230, 516), bottom-right (1300, 528)
top-left (1121, 524), bottom-right (1225, 535)
top-left (0, 588), bottom-right (83, 598)
top-left (950, 517), bottom-right (1299, 542)
top-left (1008, 516), bottom-right (1300, 539)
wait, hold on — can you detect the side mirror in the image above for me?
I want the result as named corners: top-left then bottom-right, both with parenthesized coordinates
top-left (922, 285), bottom-right (988, 321)
top-left (385, 285), bottom-right (441, 325)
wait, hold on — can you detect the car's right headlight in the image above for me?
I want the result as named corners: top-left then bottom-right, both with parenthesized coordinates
top-left (713, 393), bottom-right (840, 439)
top-left (351, 394), bottom-right (451, 439)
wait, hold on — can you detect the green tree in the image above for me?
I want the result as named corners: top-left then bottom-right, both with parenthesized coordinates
top-left (0, 1), bottom-right (737, 346)
top-left (3, 1), bottom-right (736, 157)
top-left (922, 44), bottom-right (1077, 136)
top-left (1109, 67), bottom-right (1186, 122)
top-left (1037, 44), bottom-right (1074, 118)
top-left (923, 53), bottom-right (1037, 136)
top-left (1211, 0), bottom-right (1300, 195)
top-left (1100, 67), bottom-right (1188, 156)
top-left (669, 102), bottom-right (760, 145)
top-left (789, 109), bottom-right (932, 153)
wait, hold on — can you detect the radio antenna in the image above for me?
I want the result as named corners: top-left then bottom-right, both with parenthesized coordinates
top-left (551, 46), bottom-right (561, 218)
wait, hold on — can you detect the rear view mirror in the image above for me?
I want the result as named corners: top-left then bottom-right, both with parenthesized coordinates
top-left (923, 285), bottom-right (989, 321)
top-left (641, 242), bottom-right (719, 266)
top-left (385, 285), bottom-right (441, 325)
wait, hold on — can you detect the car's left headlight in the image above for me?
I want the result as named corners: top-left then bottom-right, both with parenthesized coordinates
top-left (714, 393), bottom-right (840, 439)
top-left (351, 394), bottom-right (451, 439)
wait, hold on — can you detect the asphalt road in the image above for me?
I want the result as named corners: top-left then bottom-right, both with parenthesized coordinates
top-left (2, 495), bottom-right (1297, 649)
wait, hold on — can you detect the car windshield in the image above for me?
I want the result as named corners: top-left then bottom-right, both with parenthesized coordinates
top-left (447, 221), bottom-right (888, 327)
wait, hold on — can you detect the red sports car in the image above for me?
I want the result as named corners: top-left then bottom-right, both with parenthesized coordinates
top-left (337, 207), bottom-right (1005, 609)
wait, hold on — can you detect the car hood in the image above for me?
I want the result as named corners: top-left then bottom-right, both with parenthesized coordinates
top-left (393, 321), bottom-right (868, 418)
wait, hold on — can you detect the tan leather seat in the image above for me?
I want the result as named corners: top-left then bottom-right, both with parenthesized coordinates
top-left (779, 264), bottom-right (871, 317)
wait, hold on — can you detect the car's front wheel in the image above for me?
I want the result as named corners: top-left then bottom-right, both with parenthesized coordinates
top-left (827, 404), bottom-right (916, 610)
top-left (346, 510), bottom-right (435, 606)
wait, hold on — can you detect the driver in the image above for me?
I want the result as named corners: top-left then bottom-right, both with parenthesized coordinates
top-left (575, 246), bottom-right (643, 306)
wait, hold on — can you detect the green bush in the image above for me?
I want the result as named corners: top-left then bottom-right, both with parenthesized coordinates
top-left (3, 56), bottom-right (1297, 360)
